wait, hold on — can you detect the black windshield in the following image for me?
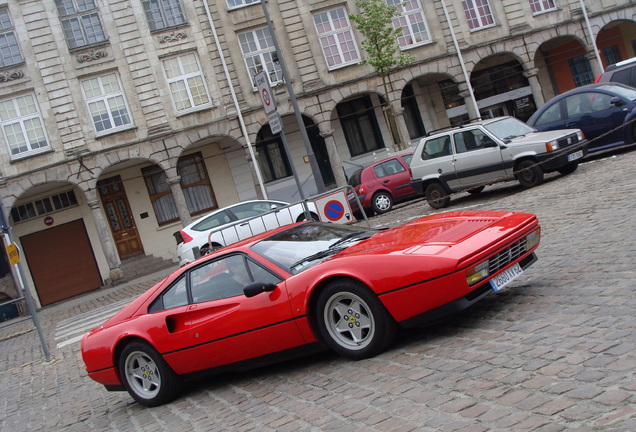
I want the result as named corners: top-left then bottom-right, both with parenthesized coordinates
top-left (251, 222), bottom-right (377, 274)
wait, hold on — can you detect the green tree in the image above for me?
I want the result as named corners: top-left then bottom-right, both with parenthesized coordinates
top-left (350, 0), bottom-right (414, 150)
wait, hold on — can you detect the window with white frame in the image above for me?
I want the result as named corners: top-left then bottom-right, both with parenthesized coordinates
top-left (238, 27), bottom-right (283, 86)
top-left (81, 73), bottom-right (133, 134)
top-left (313, 7), bottom-right (360, 69)
top-left (55, 0), bottom-right (107, 49)
top-left (386, 0), bottom-right (431, 49)
top-left (0, 8), bottom-right (23, 67)
top-left (227, 0), bottom-right (260, 8)
top-left (529, 0), bottom-right (556, 14)
top-left (162, 52), bottom-right (212, 113)
top-left (461, 0), bottom-right (495, 31)
top-left (0, 94), bottom-right (50, 158)
top-left (143, 0), bottom-right (186, 31)
top-left (142, 152), bottom-right (217, 225)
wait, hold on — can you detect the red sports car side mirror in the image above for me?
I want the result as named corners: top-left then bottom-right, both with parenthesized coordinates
top-left (243, 282), bottom-right (277, 298)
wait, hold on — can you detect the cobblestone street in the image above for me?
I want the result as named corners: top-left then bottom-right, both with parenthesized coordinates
top-left (1, 149), bottom-right (635, 431)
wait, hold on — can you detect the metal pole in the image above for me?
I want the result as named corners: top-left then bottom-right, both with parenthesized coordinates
top-left (579, 0), bottom-right (604, 73)
top-left (0, 206), bottom-right (50, 361)
top-left (261, 0), bottom-right (326, 194)
top-left (202, 0), bottom-right (269, 199)
top-left (439, 0), bottom-right (480, 118)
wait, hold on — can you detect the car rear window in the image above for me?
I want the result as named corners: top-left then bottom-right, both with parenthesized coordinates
top-left (348, 169), bottom-right (362, 187)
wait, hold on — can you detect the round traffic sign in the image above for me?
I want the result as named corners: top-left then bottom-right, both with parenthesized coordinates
top-left (262, 88), bottom-right (271, 107)
top-left (324, 200), bottom-right (345, 222)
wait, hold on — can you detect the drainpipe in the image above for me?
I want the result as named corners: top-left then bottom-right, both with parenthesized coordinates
top-left (439, 0), bottom-right (480, 118)
top-left (202, 1), bottom-right (268, 199)
top-left (579, 0), bottom-right (604, 73)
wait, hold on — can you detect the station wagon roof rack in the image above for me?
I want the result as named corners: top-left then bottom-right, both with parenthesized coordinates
top-left (425, 117), bottom-right (485, 136)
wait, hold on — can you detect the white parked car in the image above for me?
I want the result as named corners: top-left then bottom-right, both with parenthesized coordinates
top-left (174, 200), bottom-right (318, 266)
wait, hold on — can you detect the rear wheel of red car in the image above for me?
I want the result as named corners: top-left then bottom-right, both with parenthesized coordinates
top-left (515, 159), bottom-right (544, 188)
top-left (425, 182), bottom-right (450, 209)
top-left (119, 341), bottom-right (183, 407)
top-left (316, 280), bottom-right (397, 360)
top-left (371, 192), bottom-right (393, 214)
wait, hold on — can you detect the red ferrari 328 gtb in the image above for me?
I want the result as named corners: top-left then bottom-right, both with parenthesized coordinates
top-left (82, 210), bottom-right (540, 406)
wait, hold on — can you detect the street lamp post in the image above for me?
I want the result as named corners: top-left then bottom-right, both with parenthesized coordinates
top-left (260, 0), bottom-right (326, 194)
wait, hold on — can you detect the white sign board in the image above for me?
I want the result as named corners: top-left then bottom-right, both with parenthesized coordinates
top-left (268, 111), bottom-right (282, 134)
top-left (314, 190), bottom-right (355, 224)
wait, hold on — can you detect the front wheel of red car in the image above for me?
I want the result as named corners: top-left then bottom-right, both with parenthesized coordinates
top-left (119, 341), bottom-right (183, 407)
top-left (316, 280), bottom-right (397, 360)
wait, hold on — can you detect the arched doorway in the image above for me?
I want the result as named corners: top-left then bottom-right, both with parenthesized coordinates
top-left (470, 54), bottom-right (535, 121)
top-left (535, 36), bottom-right (594, 99)
top-left (596, 20), bottom-right (636, 67)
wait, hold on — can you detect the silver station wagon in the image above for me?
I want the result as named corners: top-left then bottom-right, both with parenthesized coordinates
top-left (409, 116), bottom-right (588, 209)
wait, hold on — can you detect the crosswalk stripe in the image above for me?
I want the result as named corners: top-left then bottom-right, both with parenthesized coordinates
top-left (54, 298), bottom-right (134, 349)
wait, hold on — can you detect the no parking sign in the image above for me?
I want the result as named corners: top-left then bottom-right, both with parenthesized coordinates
top-left (314, 190), bottom-right (355, 224)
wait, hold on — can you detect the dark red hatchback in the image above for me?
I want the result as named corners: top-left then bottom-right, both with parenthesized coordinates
top-left (347, 153), bottom-right (417, 215)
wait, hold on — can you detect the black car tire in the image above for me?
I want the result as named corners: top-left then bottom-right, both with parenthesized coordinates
top-left (515, 160), bottom-right (544, 188)
top-left (425, 182), bottom-right (451, 209)
top-left (315, 280), bottom-right (397, 360)
top-left (119, 341), bottom-right (183, 407)
top-left (558, 162), bottom-right (579, 176)
top-left (371, 191), bottom-right (393, 214)
top-left (296, 212), bottom-right (320, 222)
top-left (200, 243), bottom-right (223, 255)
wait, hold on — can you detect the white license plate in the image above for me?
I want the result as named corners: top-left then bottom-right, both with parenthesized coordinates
top-left (568, 150), bottom-right (583, 162)
top-left (347, 192), bottom-right (355, 201)
top-left (490, 263), bottom-right (523, 292)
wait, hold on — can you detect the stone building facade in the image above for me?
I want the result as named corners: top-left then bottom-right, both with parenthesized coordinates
top-left (0, 0), bottom-right (633, 307)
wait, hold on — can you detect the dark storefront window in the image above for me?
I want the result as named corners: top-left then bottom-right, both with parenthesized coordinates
top-left (337, 96), bottom-right (384, 156)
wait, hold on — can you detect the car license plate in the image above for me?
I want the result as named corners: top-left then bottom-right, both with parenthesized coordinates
top-left (568, 150), bottom-right (583, 162)
top-left (490, 263), bottom-right (523, 292)
top-left (347, 192), bottom-right (355, 201)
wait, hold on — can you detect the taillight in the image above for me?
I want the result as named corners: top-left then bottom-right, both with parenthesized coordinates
top-left (357, 184), bottom-right (366, 195)
top-left (594, 74), bottom-right (602, 83)
top-left (180, 231), bottom-right (194, 243)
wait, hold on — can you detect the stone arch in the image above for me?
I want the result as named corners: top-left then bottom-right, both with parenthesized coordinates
top-left (329, 91), bottom-right (390, 169)
top-left (2, 167), bottom-right (82, 211)
top-left (400, 72), bottom-right (465, 131)
top-left (469, 52), bottom-right (536, 121)
top-left (596, 19), bottom-right (636, 67)
top-left (533, 35), bottom-right (595, 101)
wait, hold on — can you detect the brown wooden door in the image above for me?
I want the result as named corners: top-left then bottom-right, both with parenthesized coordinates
top-left (21, 220), bottom-right (103, 306)
top-left (97, 176), bottom-right (144, 259)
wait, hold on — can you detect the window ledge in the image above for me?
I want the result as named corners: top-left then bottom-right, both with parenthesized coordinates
top-left (175, 104), bottom-right (214, 118)
top-left (469, 23), bottom-right (497, 33)
top-left (94, 125), bottom-right (137, 139)
top-left (68, 40), bottom-right (110, 54)
top-left (9, 147), bottom-right (54, 163)
top-left (400, 40), bottom-right (434, 51)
